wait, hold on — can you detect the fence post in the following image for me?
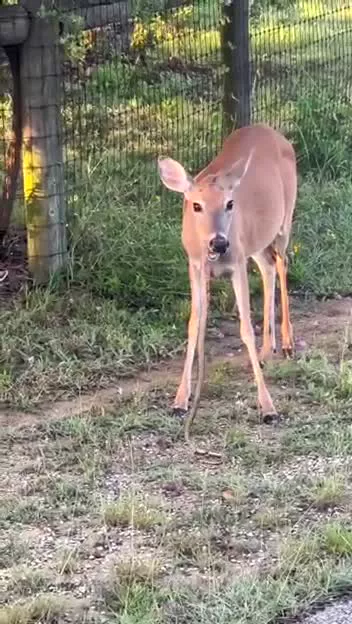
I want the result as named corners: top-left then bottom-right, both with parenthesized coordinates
top-left (222, 0), bottom-right (251, 133)
top-left (20, 1), bottom-right (67, 284)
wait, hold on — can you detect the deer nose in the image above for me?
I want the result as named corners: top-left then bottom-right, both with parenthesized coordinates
top-left (209, 235), bottom-right (229, 255)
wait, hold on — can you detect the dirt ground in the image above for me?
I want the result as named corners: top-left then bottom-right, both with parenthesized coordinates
top-left (1, 296), bottom-right (352, 623)
top-left (1, 295), bottom-right (351, 430)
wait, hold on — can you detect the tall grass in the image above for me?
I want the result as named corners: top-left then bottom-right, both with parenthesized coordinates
top-left (69, 158), bottom-right (188, 307)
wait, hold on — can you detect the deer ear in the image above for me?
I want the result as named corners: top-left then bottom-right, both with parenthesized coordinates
top-left (221, 148), bottom-right (255, 190)
top-left (158, 157), bottom-right (194, 194)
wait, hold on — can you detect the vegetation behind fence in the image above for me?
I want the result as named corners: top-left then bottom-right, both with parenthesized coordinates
top-left (60, 0), bottom-right (352, 191)
top-left (1, 0), bottom-right (352, 290)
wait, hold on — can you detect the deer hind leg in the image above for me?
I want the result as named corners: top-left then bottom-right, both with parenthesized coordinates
top-left (275, 248), bottom-right (294, 358)
top-left (232, 260), bottom-right (278, 422)
top-left (275, 156), bottom-right (297, 359)
top-left (173, 262), bottom-right (202, 416)
top-left (252, 247), bottom-right (277, 363)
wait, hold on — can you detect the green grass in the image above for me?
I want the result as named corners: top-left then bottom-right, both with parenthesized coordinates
top-left (3, 163), bottom-right (352, 409)
top-left (307, 475), bottom-right (348, 511)
top-left (0, 282), bottom-right (186, 408)
top-left (0, 1), bottom-right (352, 408)
top-left (2, 1), bottom-right (352, 621)
top-left (102, 492), bottom-right (167, 529)
top-left (2, 344), bottom-right (352, 620)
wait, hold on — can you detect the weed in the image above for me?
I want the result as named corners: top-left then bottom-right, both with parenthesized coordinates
top-left (46, 477), bottom-right (94, 515)
top-left (57, 548), bottom-right (79, 575)
top-left (0, 498), bottom-right (44, 526)
top-left (167, 528), bottom-right (226, 572)
top-left (307, 475), bottom-right (347, 510)
top-left (265, 359), bottom-right (303, 382)
top-left (0, 594), bottom-right (83, 624)
top-left (100, 557), bottom-right (165, 622)
top-left (225, 427), bottom-right (280, 467)
top-left (102, 581), bottom-right (164, 623)
top-left (323, 522), bottom-right (352, 556)
top-left (253, 506), bottom-right (291, 530)
top-left (7, 567), bottom-right (51, 596)
top-left (102, 492), bottom-right (167, 530)
top-left (109, 557), bottom-right (162, 586)
top-left (0, 538), bottom-right (28, 570)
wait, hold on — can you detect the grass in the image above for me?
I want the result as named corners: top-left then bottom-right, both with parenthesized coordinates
top-left (307, 475), bottom-right (348, 511)
top-left (7, 567), bottom-right (51, 596)
top-left (323, 523), bottom-right (352, 556)
top-left (102, 492), bottom-right (167, 529)
top-left (2, 165), bottom-right (352, 409)
top-left (0, 595), bottom-right (87, 624)
top-left (0, 1), bottom-right (352, 408)
top-left (101, 581), bottom-right (165, 623)
top-left (2, 1), bottom-right (352, 620)
top-left (2, 331), bottom-right (352, 620)
top-left (0, 287), bottom-right (185, 408)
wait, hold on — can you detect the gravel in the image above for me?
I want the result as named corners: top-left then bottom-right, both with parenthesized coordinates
top-left (303, 599), bottom-right (352, 624)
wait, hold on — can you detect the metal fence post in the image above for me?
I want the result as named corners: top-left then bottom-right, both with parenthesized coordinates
top-left (222, 0), bottom-right (251, 133)
top-left (20, 1), bottom-right (67, 284)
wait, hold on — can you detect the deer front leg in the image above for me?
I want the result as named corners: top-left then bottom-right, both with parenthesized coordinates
top-left (173, 262), bottom-right (202, 417)
top-left (231, 260), bottom-right (278, 422)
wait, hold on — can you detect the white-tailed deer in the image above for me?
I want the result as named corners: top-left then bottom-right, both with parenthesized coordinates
top-left (158, 123), bottom-right (297, 442)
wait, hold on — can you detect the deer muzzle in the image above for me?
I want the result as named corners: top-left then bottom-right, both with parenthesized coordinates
top-left (208, 235), bottom-right (229, 260)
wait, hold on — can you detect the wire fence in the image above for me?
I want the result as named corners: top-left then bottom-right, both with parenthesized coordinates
top-left (1, 0), bottom-right (352, 266)
top-left (59, 0), bottom-right (352, 198)
top-left (60, 0), bottom-right (225, 204)
top-left (251, 2), bottom-right (352, 127)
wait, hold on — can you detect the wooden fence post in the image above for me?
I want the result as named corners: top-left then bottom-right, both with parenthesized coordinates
top-left (222, 0), bottom-right (251, 133)
top-left (20, 1), bottom-right (67, 284)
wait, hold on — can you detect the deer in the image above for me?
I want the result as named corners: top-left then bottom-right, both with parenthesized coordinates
top-left (158, 123), bottom-right (297, 443)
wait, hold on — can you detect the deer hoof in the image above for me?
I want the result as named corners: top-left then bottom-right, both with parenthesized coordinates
top-left (282, 346), bottom-right (294, 359)
top-left (172, 407), bottom-right (188, 419)
top-left (262, 412), bottom-right (281, 425)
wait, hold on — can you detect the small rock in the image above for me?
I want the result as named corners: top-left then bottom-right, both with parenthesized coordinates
top-left (222, 489), bottom-right (236, 502)
top-left (157, 436), bottom-right (172, 451)
top-left (162, 481), bottom-right (183, 498)
top-left (295, 337), bottom-right (307, 351)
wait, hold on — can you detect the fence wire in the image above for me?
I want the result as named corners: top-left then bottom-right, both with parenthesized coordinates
top-left (60, 0), bottom-right (224, 203)
top-left (1, 0), bottom-right (352, 232)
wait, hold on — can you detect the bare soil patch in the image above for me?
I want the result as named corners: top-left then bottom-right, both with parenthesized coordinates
top-left (1, 296), bottom-right (351, 431)
top-left (1, 296), bottom-right (352, 623)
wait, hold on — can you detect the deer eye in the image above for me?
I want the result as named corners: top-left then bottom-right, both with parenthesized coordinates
top-left (226, 200), bottom-right (234, 211)
top-left (193, 202), bottom-right (202, 213)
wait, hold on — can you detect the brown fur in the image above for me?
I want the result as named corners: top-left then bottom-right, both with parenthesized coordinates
top-left (158, 123), bottom-right (297, 438)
